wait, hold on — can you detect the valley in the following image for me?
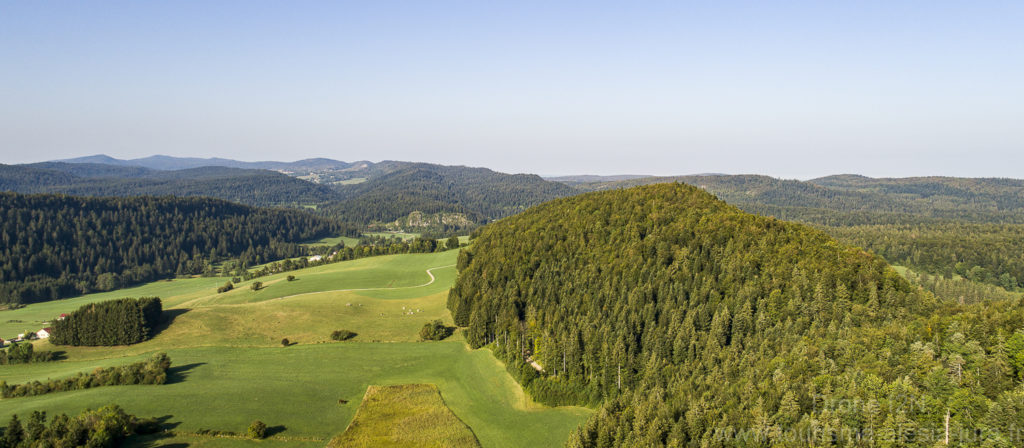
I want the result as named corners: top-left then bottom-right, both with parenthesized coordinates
top-left (3, 158), bottom-right (1024, 448)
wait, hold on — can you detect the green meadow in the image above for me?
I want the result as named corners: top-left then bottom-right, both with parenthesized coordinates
top-left (1, 251), bottom-right (456, 342)
top-left (328, 384), bottom-right (480, 448)
top-left (0, 249), bottom-right (591, 448)
top-left (300, 234), bottom-right (361, 249)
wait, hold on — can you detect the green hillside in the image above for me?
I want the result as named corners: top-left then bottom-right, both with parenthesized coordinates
top-left (0, 250), bottom-right (590, 448)
top-left (0, 193), bottom-right (353, 305)
top-left (570, 174), bottom-right (1024, 290)
top-left (449, 183), bottom-right (1024, 447)
top-left (326, 164), bottom-right (577, 229)
top-left (0, 163), bottom-right (340, 207)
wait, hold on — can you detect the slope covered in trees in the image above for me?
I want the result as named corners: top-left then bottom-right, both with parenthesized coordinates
top-left (571, 175), bottom-right (1024, 289)
top-left (575, 174), bottom-right (1024, 224)
top-left (55, 154), bottom-right (362, 172)
top-left (0, 163), bottom-right (339, 207)
top-left (19, 158), bottom-right (579, 229)
top-left (326, 164), bottom-right (576, 227)
top-left (449, 183), bottom-right (1024, 447)
top-left (0, 193), bottom-right (352, 304)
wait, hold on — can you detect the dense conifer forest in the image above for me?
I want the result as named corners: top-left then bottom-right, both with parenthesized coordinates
top-left (51, 297), bottom-right (163, 346)
top-left (449, 183), bottom-right (1024, 447)
top-left (0, 163), bottom-right (339, 207)
top-left (575, 175), bottom-right (1024, 223)
top-left (571, 175), bottom-right (1024, 290)
top-left (0, 193), bottom-right (352, 304)
top-left (0, 353), bottom-right (171, 398)
top-left (325, 164), bottom-right (577, 226)
top-left (826, 223), bottom-right (1024, 290)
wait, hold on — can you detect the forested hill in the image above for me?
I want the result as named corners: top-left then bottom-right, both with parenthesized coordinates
top-left (55, 154), bottom-right (361, 172)
top-left (23, 158), bottom-right (578, 228)
top-left (570, 174), bottom-right (1024, 290)
top-left (448, 183), bottom-right (1024, 447)
top-left (326, 163), bottom-right (576, 226)
top-left (0, 163), bottom-right (339, 207)
top-left (573, 174), bottom-right (1024, 224)
top-left (0, 193), bottom-right (353, 304)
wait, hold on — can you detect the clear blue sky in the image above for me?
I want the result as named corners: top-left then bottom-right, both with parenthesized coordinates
top-left (1, 1), bottom-right (1021, 178)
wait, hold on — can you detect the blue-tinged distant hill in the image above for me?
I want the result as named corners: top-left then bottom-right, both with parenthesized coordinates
top-left (56, 154), bottom-right (362, 172)
top-left (32, 156), bottom-right (581, 229)
top-left (0, 162), bottom-right (339, 207)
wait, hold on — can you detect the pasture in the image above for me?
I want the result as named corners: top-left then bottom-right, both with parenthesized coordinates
top-left (0, 248), bottom-right (591, 448)
top-left (328, 384), bottom-right (480, 448)
top-left (1, 343), bottom-right (588, 448)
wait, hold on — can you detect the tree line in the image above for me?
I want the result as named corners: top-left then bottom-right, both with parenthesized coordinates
top-left (0, 342), bottom-right (56, 365)
top-left (0, 353), bottom-right (171, 399)
top-left (51, 297), bottom-right (162, 346)
top-left (226, 235), bottom-right (462, 284)
top-left (0, 192), bottom-right (355, 304)
top-left (0, 405), bottom-right (161, 448)
top-left (448, 183), bottom-right (1024, 447)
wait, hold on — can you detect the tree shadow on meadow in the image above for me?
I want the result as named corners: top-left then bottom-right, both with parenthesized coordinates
top-left (150, 308), bottom-right (190, 338)
top-left (265, 425), bottom-right (288, 437)
top-left (124, 415), bottom-right (186, 448)
top-left (154, 415), bottom-right (182, 431)
top-left (165, 362), bottom-right (206, 384)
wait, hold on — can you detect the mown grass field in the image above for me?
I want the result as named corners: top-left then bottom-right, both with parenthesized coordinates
top-left (328, 384), bottom-right (480, 448)
top-left (0, 249), bottom-right (591, 448)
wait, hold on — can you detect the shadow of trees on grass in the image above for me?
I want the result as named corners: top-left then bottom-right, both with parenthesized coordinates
top-left (150, 308), bottom-right (190, 339)
top-left (165, 363), bottom-right (206, 384)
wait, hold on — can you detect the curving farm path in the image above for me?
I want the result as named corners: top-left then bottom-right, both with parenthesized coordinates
top-left (252, 264), bottom-right (457, 303)
top-left (177, 264), bottom-right (457, 308)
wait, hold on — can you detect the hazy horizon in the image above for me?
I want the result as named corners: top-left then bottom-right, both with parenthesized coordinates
top-left (17, 152), bottom-right (1021, 182)
top-left (3, 2), bottom-right (1022, 179)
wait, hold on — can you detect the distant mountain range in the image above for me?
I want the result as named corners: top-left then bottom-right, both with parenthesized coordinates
top-left (563, 173), bottom-right (1024, 223)
top-left (0, 162), bottom-right (338, 207)
top-left (57, 154), bottom-right (363, 173)
top-left (16, 154), bottom-right (1024, 231)
top-left (1, 156), bottom-right (577, 230)
top-left (10, 155), bottom-right (1024, 290)
top-left (542, 174), bottom-right (651, 185)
